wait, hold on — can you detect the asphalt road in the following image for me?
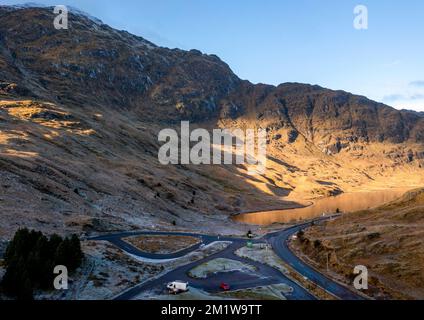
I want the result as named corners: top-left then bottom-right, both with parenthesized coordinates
top-left (114, 241), bottom-right (314, 300)
top-left (89, 217), bottom-right (364, 300)
top-left (268, 222), bottom-right (365, 300)
top-left (89, 231), bottom-right (224, 260)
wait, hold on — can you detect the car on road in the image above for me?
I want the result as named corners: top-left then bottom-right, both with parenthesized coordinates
top-left (220, 282), bottom-right (230, 291)
top-left (167, 281), bottom-right (189, 294)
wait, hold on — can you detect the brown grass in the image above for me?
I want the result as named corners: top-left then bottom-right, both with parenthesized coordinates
top-left (293, 188), bottom-right (424, 300)
top-left (123, 235), bottom-right (200, 254)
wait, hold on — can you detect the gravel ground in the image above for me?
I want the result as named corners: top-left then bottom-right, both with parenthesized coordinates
top-left (188, 258), bottom-right (257, 279)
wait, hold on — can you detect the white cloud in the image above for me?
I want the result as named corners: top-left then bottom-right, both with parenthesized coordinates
top-left (379, 81), bottom-right (424, 112)
top-left (409, 80), bottom-right (424, 87)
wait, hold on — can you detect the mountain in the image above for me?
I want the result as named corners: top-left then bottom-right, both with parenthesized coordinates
top-left (1, 6), bottom-right (424, 241)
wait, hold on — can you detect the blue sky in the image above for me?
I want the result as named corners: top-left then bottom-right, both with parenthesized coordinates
top-left (3, 0), bottom-right (424, 111)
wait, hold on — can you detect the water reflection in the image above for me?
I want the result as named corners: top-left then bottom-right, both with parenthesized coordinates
top-left (234, 189), bottom-right (408, 225)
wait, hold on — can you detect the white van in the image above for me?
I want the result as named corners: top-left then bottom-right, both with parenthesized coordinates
top-left (167, 281), bottom-right (189, 294)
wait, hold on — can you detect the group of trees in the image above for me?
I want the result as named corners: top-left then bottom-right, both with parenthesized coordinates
top-left (0, 228), bottom-right (83, 300)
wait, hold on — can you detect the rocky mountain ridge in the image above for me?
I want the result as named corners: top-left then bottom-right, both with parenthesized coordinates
top-left (0, 6), bottom-right (423, 239)
top-left (1, 6), bottom-right (424, 147)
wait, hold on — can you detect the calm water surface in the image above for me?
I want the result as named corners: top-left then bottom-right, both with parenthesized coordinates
top-left (234, 189), bottom-right (409, 225)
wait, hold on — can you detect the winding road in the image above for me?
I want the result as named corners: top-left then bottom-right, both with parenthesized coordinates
top-left (89, 217), bottom-right (365, 300)
top-left (267, 223), bottom-right (364, 300)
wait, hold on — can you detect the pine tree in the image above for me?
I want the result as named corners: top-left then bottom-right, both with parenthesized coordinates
top-left (1, 229), bottom-right (83, 299)
top-left (69, 234), bottom-right (83, 270)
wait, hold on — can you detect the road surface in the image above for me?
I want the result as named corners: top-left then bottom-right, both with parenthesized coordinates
top-left (88, 218), bottom-right (364, 300)
top-left (267, 223), bottom-right (365, 300)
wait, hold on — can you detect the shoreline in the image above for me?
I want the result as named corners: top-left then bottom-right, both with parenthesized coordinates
top-left (233, 187), bottom-right (413, 226)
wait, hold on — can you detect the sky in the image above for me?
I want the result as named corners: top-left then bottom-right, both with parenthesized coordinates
top-left (2, 0), bottom-right (424, 111)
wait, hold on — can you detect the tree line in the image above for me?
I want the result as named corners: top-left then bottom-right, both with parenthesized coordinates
top-left (0, 228), bottom-right (83, 300)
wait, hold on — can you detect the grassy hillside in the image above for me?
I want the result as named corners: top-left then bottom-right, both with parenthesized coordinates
top-left (294, 189), bottom-right (424, 299)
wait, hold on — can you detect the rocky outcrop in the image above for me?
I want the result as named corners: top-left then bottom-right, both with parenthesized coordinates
top-left (0, 6), bottom-right (424, 239)
top-left (1, 6), bottom-right (424, 149)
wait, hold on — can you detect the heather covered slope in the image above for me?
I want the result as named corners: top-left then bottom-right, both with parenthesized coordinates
top-left (2, 6), bottom-right (424, 145)
top-left (1, 98), bottom-right (295, 240)
top-left (294, 189), bottom-right (424, 299)
top-left (0, 6), bottom-right (424, 241)
top-left (0, 6), bottom-right (241, 122)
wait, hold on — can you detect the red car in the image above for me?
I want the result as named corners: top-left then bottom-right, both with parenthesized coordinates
top-left (220, 282), bottom-right (230, 291)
